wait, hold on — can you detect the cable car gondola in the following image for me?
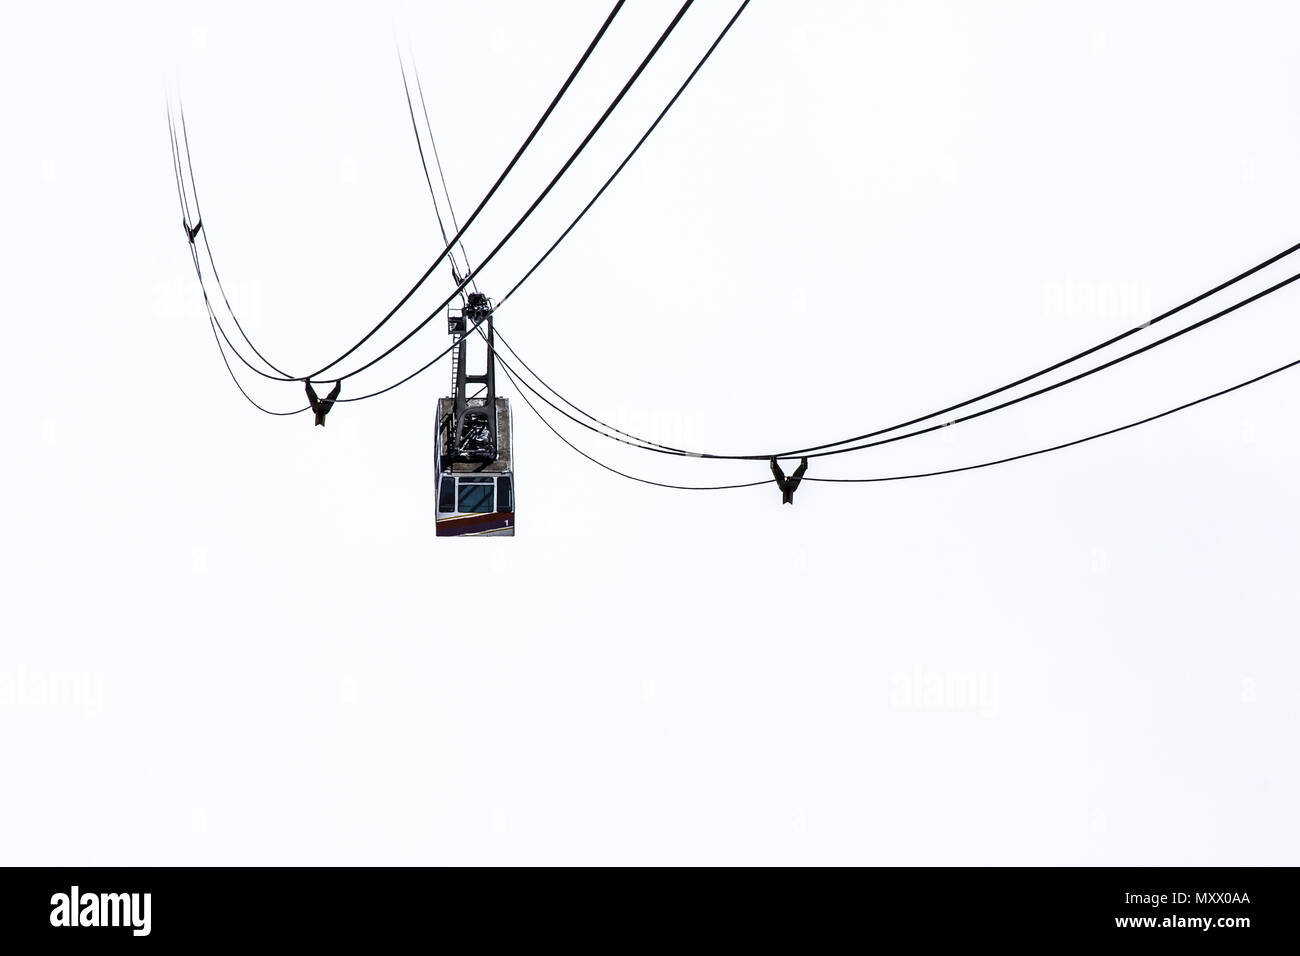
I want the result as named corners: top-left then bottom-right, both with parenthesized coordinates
top-left (435, 293), bottom-right (515, 536)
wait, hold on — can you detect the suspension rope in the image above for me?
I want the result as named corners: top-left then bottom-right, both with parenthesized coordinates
top-left (306, 0), bottom-right (630, 381)
top-left (413, 56), bottom-right (478, 291)
top-left (805, 356), bottom-right (1300, 483)
top-left (315, 1), bottom-right (698, 386)
top-left (397, 52), bottom-right (463, 289)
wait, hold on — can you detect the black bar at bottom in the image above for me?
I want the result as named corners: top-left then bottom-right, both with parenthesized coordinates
top-left (0, 866), bottom-right (1289, 945)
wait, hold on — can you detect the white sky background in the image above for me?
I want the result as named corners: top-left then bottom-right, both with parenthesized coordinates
top-left (2, 0), bottom-right (1299, 864)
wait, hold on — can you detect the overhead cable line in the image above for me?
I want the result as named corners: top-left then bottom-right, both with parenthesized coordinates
top-left (493, 0), bottom-right (750, 314)
top-left (480, 0), bottom-right (753, 454)
top-left (397, 51), bottom-right (464, 289)
top-left (805, 354), bottom-right (1300, 483)
top-left (171, 97), bottom-right (495, 411)
top-left (185, 0), bottom-right (739, 408)
top-left (306, 0), bottom-right (629, 381)
top-left (172, 1), bottom-right (626, 387)
top-left (187, 0), bottom-right (1300, 479)
top-left (177, 106), bottom-right (298, 380)
top-left (329, 0), bottom-right (1295, 446)
top-left (303, 1), bottom-right (702, 409)
top-left (508, 328), bottom-right (1300, 491)
top-left (170, 106), bottom-right (312, 415)
top-left (434, 0), bottom-right (1300, 461)
top-left (204, 312), bottom-right (310, 416)
top-left (492, 342), bottom-right (685, 453)
top-left (413, 56), bottom-right (478, 291)
top-left (497, 355), bottom-right (768, 491)
top-left (333, 0), bottom-right (747, 407)
top-left (495, 241), bottom-right (1300, 460)
top-left (174, 105), bottom-right (315, 387)
top-left (788, 268), bottom-right (1300, 460)
top-left (317, 0), bottom-right (698, 386)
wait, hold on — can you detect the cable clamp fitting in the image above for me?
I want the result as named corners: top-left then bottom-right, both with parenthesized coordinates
top-left (305, 381), bottom-right (342, 427)
top-left (770, 457), bottom-right (808, 505)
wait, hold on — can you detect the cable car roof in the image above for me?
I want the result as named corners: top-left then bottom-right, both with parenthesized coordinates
top-left (438, 397), bottom-right (512, 473)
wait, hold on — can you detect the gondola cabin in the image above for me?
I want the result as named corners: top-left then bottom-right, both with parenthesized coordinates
top-left (435, 292), bottom-right (514, 537)
top-left (435, 396), bottom-right (515, 536)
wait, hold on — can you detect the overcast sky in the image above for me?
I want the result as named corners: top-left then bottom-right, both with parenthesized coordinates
top-left (2, 0), bottom-right (1299, 864)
